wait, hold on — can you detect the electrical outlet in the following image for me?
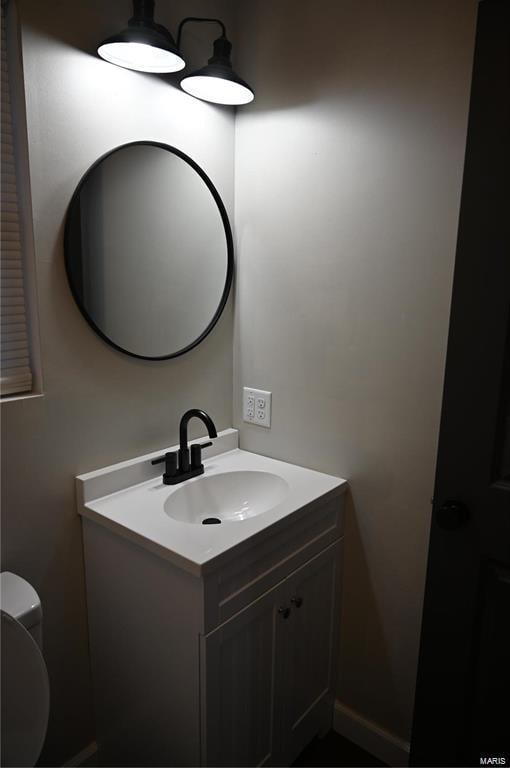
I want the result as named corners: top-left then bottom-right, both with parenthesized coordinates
top-left (243, 387), bottom-right (271, 428)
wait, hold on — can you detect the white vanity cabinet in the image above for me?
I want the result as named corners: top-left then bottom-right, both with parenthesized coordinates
top-left (83, 501), bottom-right (343, 768)
top-left (78, 438), bottom-right (347, 767)
top-left (202, 542), bottom-right (341, 767)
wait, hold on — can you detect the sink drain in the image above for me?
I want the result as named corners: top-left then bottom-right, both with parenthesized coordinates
top-left (202, 517), bottom-right (221, 525)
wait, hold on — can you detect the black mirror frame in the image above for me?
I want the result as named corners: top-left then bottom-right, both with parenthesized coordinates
top-left (64, 140), bottom-right (234, 361)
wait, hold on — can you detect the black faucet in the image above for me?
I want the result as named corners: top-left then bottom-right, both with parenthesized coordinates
top-left (151, 409), bottom-right (218, 485)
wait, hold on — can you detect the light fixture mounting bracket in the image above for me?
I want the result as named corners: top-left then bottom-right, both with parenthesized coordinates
top-left (129, 0), bottom-right (155, 24)
top-left (176, 17), bottom-right (227, 50)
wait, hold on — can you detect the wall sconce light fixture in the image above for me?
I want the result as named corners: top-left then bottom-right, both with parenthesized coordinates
top-left (97, 0), bottom-right (185, 73)
top-left (178, 18), bottom-right (254, 106)
top-left (97, 2), bottom-right (254, 106)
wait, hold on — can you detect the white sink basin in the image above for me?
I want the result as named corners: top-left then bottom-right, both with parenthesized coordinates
top-left (164, 470), bottom-right (289, 524)
top-left (76, 430), bottom-right (347, 574)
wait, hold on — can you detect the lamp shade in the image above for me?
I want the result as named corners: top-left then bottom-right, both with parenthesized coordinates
top-left (97, 0), bottom-right (185, 73)
top-left (180, 36), bottom-right (254, 105)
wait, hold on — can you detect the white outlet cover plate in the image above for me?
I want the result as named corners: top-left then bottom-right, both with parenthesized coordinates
top-left (243, 387), bottom-right (271, 428)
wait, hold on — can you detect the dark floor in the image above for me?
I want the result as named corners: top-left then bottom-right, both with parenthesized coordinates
top-left (292, 731), bottom-right (386, 767)
top-left (81, 752), bottom-right (98, 767)
top-left (82, 731), bottom-right (385, 767)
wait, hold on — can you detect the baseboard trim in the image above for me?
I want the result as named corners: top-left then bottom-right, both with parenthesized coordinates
top-left (63, 741), bottom-right (97, 767)
top-left (333, 700), bottom-right (410, 767)
top-left (62, 706), bottom-right (407, 767)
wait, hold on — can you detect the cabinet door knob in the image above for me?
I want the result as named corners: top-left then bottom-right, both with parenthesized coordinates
top-left (291, 596), bottom-right (303, 608)
top-left (278, 606), bottom-right (291, 619)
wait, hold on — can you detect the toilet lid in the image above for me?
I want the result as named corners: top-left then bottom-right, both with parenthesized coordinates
top-left (1, 611), bottom-right (49, 767)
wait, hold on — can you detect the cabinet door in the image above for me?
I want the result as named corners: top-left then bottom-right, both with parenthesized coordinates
top-left (280, 541), bottom-right (342, 764)
top-left (200, 580), bottom-right (287, 767)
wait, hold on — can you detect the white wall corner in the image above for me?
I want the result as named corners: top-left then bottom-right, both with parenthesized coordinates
top-left (333, 700), bottom-right (410, 767)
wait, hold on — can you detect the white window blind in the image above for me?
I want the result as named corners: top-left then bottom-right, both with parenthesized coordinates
top-left (1, 0), bottom-right (33, 396)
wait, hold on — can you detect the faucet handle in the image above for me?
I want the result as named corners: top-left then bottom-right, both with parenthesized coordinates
top-left (163, 452), bottom-right (178, 482)
top-left (151, 451), bottom-right (178, 481)
top-left (190, 441), bottom-right (213, 470)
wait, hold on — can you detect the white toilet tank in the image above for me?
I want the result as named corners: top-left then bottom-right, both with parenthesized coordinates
top-left (1, 572), bottom-right (50, 767)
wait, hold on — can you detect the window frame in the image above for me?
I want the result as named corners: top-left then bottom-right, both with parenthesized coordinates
top-left (1, 0), bottom-right (42, 402)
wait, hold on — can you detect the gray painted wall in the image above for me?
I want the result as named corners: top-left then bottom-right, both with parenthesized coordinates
top-left (233, 0), bottom-right (477, 744)
top-left (0, 0), bottom-right (235, 764)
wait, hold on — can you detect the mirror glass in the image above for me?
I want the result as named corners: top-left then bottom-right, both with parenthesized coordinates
top-left (65, 142), bottom-right (233, 359)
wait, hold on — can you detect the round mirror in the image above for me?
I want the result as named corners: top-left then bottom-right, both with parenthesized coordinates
top-left (64, 142), bottom-right (233, 360)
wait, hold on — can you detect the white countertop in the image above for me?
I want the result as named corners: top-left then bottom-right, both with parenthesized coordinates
top-left (77, 433), bottom-right (347, 575)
